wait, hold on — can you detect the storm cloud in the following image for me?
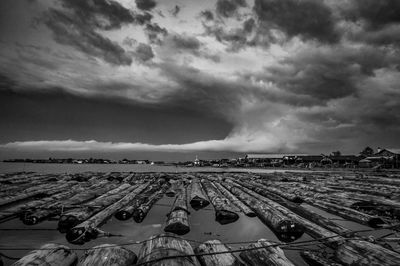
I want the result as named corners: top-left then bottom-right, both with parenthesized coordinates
top-left (1, 0), bottom-right (400, 158)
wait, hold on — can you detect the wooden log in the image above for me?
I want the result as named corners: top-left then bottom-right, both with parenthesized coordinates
top-left (239, 239), bottom-right (295, 266)
top-left (188, 179), bottom-right (210, 210)
top-left (22, 181), bottom-right (118, 225)
top-left (231, 182), bottom-right (400, 265)
top-left (252, 180), bottom-right (303, 203)
top-left (304, 198), bottom-right (386, 228)
top-left (0, 185), bottom-right (82, 223)
top-left (133, 184), bottom-right (168, 223)
top-left (137, 233), bottom-right (200, 266)
top-left (201, 179), bottom-right (239, 225)
top-left (300, 251), bottom-right (342, 266)
top-left (58, 183), bottom-right (133, 230)
top-left (214, 182), bottom-right (256, 217)
top-left (230, 180), bottom-right (352, 236)
top-left (66, 182), bottom-right (150, 244)
top-left (114, 182), bottom-right (163, 220)
top-left (11, 243), bottom-right (77, 266)
top-left (78, 244), bottom-right (137, 266)
top-left (164, 185), bottom-right (190, 235)
top-left (0, 181), bottom-right (75, 207)
top-left (195, 240), bottom-right (243, 266)
top-left (225, 181), bottom-right (304, 242)
top-left (335, 239), bottom-right (400, 266)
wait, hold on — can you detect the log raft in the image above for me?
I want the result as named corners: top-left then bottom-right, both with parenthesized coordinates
top-left (137, 233), bottom-right (200, 266)
top-left (11, 243), bottom-right (78, 266)
top-left (300, 251), bottom-right (342, 266)
top-left (225, 181), bottom-right (304, 241)
top-left (195, 240), bottom-right (243, 266)
top-left (164, 185), bottom-right (190, 235)
top-left (188, 179), bottom-right (210, 210)
top-left (79, 244), bottom-right (137, 266)
top-left (114, 182), bottom-right (162, 220)
top-left (201, 179), bottom-right (239, 225)
top-left (58, 183), bottom-right (134, 230)
top-left (214, 182), bottom-right (256, 217)
top-left (239, 239), bottom-right (295, 266)
top-left (66, 182), bottom-right (151, 244)
top-left (133, 184), bottom-right (169, 223)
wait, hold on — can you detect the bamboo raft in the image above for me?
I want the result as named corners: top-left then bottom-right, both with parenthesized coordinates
top-left (2, 171), bottom-right (400, 265)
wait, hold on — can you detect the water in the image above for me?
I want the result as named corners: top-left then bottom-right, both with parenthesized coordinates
top-left (0, 162), bottom-right (314, 174)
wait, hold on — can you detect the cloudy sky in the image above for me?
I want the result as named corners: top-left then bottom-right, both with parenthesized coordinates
top-left (0, 0), bottom-right (400, 160)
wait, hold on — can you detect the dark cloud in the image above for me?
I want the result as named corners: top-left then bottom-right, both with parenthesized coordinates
top-left (171, 5), bottom-right (181, 17)
top-left (59, 0), bottom-right (137, 30)
top-left (145, 23), bottom-right (168, 44)
top-left (254, 0), bottom-right (339, 43)
top-left (346, 0), bottom-right (400, 30)
top-left (135, 0), bottom-right (157, 11)
top-left (200, 10), bottom-right (214, 21)
top-left (216, 0), bottom-right (247, 18)
top-left (44, 10), bottom-right (132, 65)
top-left (171, 34), bottom-right (201, 51)
top-left (0, 87), bottom-right (232, 145)
top-left (134, 43), bottom-right (154, 62)
top-left (41, 0), bottom-right (155, 65)
top-left (204, 18), bottom-right (261, 52)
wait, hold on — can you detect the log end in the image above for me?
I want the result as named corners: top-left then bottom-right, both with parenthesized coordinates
top-left (368, 217), bottom-right (386, 228)
top-left (21, 214), bottom-right (39, 225)
top-left (80, 244), bottom-right (137, 266)
top-left (65, 227), bottom-right (91, 245)
top-left (292, 196), bottom-right (304, 204)
top-left (244, 211), bottom-right (257, 218)
top-left (215, 210), bottom-right (239, 225)
top-left (190, 198), bottom-right (210, 210)
top-left (132, 210), bottom-right (145, 223)
top-left (58, 215), bottom-right (81, 231)
top-left (164, 222), bottom-right (190, 235)
top-left (114, 210), bottom-right (132, 221)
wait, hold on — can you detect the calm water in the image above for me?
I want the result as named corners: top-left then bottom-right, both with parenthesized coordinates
top-left (0, 162), bottom-right (314, 174)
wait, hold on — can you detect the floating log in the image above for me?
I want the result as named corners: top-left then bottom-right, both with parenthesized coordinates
top-left (0, 181), bottom-right (75, 207)
top-left (252, 180), bottom-right (303, 203)
top-left (335, 239), bottom-right (400, 266)
top-left (11, 243), bottom-right (77, 266)
top-left (225, 181), bottom-right (304, 242)
top-left (58, 183), bottom-right (134, 230)
top-left (22, 181), bottom-right (118, 225)
top-left (0, 185), bottom-right (82, 223)
top-left (114, 182), bottom-right (163, 220)
top-left (137, 233), bottom-right (200, 266)
top-left (195, 240), bottom-right (243, 266)
top-left (164, 185), bottom-right (190, 235)
top-left (78, 244), bottom-right (137, 266)
top-left (239, 239), bottom-right (295, 266)
top-left (201, 179), bottom-right (239, 225)
top-left (133, 184), bottom-right (169, 223)
top-left (188, 179), bottom-right (210, 210)
top-left (236, 186), bottom-right (400, 265)
top-left (304, 198), bottom-right (386, 228)
top-left (214, 182), bottom-right (256, 217)
top-left (300, 251), bottom-right (342, 266)
top-left (231, 180), bottom-right (353, 236)
top-left (66, 182), bottom-right (150, 244)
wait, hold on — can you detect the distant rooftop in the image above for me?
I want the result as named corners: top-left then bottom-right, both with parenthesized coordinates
top-left (247, 154), bottom-right (309, 159)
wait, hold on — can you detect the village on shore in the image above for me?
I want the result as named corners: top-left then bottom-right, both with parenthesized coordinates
top-left (3, 146), bottom-right (400, 169)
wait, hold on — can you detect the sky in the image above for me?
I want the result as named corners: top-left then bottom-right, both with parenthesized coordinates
top-left (0, 0), bottom-right (400, 161)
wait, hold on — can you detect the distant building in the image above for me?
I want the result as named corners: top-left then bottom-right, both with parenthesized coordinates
top-left (194, 156), bottom-right (200, 166)
top-left (373, 148), bottom-right (400, 168)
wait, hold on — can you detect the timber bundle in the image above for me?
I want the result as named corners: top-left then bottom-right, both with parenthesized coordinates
top-left (1, 171), bottom-right (400, 265)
